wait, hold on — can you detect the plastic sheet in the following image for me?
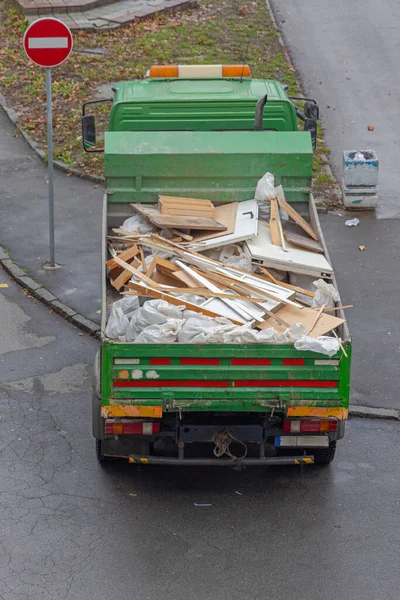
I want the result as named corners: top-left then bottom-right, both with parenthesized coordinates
top-left (312, 279), bottom-right (340, 308)
top-left (122, 214), bottom-right (155, 234)
top-left (105, 305), bottom-right (129, 340)
top-left (133, 318), bottom-right (183, 343)
top-left (125, 299), bottom-right (185, 341)
top-left (294, 336), bottom-right (340, 357)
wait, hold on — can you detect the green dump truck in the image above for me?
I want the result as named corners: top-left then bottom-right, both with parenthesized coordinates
top-left (83, 64), bottom-right (351, 468)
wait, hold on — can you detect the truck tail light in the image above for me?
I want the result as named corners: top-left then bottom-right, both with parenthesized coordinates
top-left (105, 420), bottom-right (161, 435)
top-left (283, 418), bottom-right (338, 433)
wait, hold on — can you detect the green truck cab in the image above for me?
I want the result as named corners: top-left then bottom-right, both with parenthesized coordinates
top-left (83, 65), bottom-right (351, 468)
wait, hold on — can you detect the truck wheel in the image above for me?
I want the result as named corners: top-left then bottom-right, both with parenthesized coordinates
top-left (313, 441), bottom-right (337, 465)
top-left (96, 439), bottom-right (110, 464)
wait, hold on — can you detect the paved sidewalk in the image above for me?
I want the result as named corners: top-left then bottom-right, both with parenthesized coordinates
top-left (19, 0), bottom-right (196, 31)
top-left (0, 108), bottom-right (102, 323)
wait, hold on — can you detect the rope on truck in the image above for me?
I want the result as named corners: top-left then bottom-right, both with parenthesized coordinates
top-left (212, 429), bottom-right (248, 460)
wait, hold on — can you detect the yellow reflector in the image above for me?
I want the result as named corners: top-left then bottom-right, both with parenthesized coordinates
top-left (319, 419), bottom-right (330, 432)
top-left (113, 422), bottom-right (124, 435)
top-left (287, 407), bottom-right (348, 420)
top-left (101, 405), bottom-right (162, 418)
top-left (149, 64), bottom-right (252, 79)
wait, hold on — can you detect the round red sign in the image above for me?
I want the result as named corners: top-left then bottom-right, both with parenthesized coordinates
top-left (23, 18), bottom-right (73, 68)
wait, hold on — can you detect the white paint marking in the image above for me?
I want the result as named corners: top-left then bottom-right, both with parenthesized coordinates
top-left (28, 37), bottom-right (68, 49)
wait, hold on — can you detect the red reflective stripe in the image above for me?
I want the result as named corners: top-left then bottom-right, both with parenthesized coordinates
top-left (231, 359), bottom-right (271, 366)
top-left (150, 358), bottom-right (170, 365)
top-left (114, 380), bottom-right (337, 388)
top-left (180, 358), bottom-right (220, 365)
top-left (114, 380), bottom-right (228, 388)
top-left (283, 359), bottom-right (305, 366)
top-left (233, 380), bottom-right (337, 388)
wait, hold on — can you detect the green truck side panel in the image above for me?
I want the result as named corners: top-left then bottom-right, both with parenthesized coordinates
top-left (104, 131), bottom-right (313, 205)
top-left (109, 78), bottom-right (297, 132)
top-left (100, 341), bottom-right (352, 413)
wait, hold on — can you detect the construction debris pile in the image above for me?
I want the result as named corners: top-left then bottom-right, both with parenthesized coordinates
top-left (105, 174), bottom-right (349, 356)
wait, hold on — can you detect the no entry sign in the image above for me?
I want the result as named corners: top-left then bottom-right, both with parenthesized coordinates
top-left (23, 18), bottom-right (73, 68)
top-left (23, 18), bottom-right (74, 267)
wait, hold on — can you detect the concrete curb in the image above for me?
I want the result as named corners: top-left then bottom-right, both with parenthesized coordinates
top-left (0, 244), bottom-right (101, 340)
top-left (0, 93), bottom-right (104, 184)
top-left (349, 405), bottom-right (399, 421)
top-left (1, 244), bottom-right (398, 419)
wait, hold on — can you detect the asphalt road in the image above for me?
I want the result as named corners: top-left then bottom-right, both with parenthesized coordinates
top-left (1, 271), bottom-right (399, 600)
top-left (269, 0), bottom-right (399, 218)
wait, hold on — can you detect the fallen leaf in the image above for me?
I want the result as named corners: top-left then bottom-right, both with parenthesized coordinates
top-left (359, 245), bottom-right (366, 251)
top-left (66, 172), bottom-right (72, 177)
top-left (238, 4), bottom-right (248, 16)
top-left (367, 125), bottom-right (374, 131)
top-left (129, 493), bottom-right (137, 497)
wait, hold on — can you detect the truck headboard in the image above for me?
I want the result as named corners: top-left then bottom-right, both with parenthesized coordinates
top-left (104, 130), bottom-right (312, 219)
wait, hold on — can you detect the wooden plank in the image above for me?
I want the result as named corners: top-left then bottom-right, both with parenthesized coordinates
top-left (283, 223), bottom-right (324, 254)
top-left (159, 197), bottom-right (215, 218)
top-left (138, 246), bottom-right (146, 272)
top-left (188, 202), bottom-right (238, 244)
top-left (124, 282), bottom-right (244, 326)
top-left (258, 305), bottom-right (344, 337)
top-left (170, 270), bottom-right (200, 288)
top-left (269, 198), bottom-right (281, 246)
top-left (131, 204), bottom-right (226, 231)
top-left (169, 229), bottom-right (193, 241)
top-left (307, 304), bottom-right (326, 335)
top-left (258, 267), bottom-right (315, 298)
top-left (111, 258), bottom-right (141, 291)
top-left (276, 185), bottom-right (318, 241)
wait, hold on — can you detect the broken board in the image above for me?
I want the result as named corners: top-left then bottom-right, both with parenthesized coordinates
top-left (159, 195), bottom-right (215, 219)
top-left (189, 200), bottom-right (258, 250)
top-left (283, 223), bottom-right (324, 254)
top-left (131, 203), bottom-right (226, 231)
top-left (258, 305), bottom-right (344, 338)
top-left (276, 185), bottom-right (318, 241)
top-left (188, 202), bottom-right (238, 244)
top-left (245, 222), bottom-right (333, 278)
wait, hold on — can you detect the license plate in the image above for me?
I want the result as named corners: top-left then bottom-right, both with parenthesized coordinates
top-left (276, 435), bottom-right (329, 448)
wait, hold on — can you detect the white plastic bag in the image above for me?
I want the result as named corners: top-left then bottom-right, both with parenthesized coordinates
top-left (275, 323), bottom-right (307, 344)
top-left (255, 172), bottom-right (277, 221)
top-left (218, 245), bottom-right (252, 272)
top-left (105, 305), bottom-right (129, 339)
top-left (122, 214), bottom-right (155, 235)
top-left (125, 299), bottom-right (185, 341)
top-left (255, 172), bottom-right (276, 202)
top-left (133, 318), bottom-right (183, 343)
top-left (114, 295), bottom-right (140, 319)
top-left (178, 315), bottom-right (233, 344)
top-left (312, 279), bottom-right (340, 308)
top-left (294, 336), bottom-right (340, 357)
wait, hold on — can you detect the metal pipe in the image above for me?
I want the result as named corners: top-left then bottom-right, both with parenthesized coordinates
top-left (46, 68), bottom-right (55, 266)
top-left (128, 455), bottom-right (315, 466)
top-left (254, 94), bottom-right (268, 131)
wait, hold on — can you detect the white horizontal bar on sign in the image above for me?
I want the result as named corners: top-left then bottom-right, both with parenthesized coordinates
top-left (178, 64), bottom-right (222, 79)
top-left (28, 37), bottom-right (69, 49)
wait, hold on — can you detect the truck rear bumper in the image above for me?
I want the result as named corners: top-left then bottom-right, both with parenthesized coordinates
top-left (128, 455), bottom-right (315, 466)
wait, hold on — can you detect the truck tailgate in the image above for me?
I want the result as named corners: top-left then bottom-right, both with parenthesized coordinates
top-left (101, 342), bottom-right (351, 416)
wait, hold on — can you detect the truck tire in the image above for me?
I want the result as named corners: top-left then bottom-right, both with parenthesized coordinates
top-left (313, 441), bottom-right (336, 465)
top-left (96, 439), bottom-right (110, 464)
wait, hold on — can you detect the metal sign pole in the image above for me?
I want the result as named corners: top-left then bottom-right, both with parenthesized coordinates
top-left (45, 67), bottom-right (55, 267)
